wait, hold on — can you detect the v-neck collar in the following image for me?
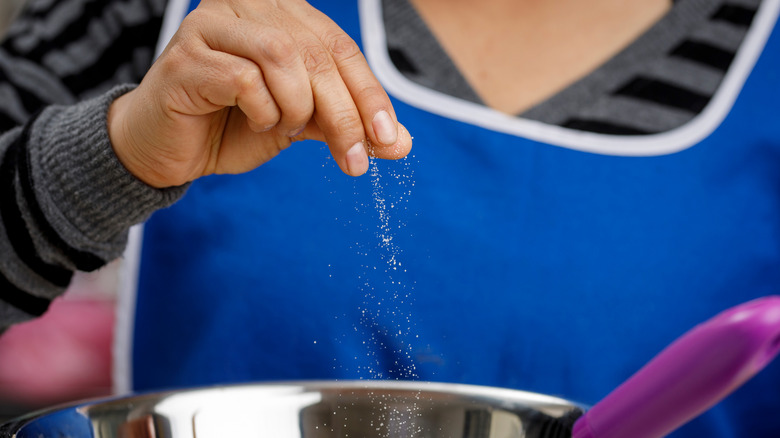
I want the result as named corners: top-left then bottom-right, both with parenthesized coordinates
top-left (360, 0), bottom-right (779, 156)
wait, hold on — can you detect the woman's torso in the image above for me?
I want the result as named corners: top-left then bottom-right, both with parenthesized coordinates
top-left (129, 1), bottom-right (780, 436)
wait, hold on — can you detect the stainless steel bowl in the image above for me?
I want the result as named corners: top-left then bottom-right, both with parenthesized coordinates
top-left (0, 381), bottom-right (584, 438)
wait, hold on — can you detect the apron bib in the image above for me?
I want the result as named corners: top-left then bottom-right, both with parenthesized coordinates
top-left (130, 2), bottom-right (780, 436)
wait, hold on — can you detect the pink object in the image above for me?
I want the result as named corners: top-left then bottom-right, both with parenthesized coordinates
top-left (0, 296), bottom-right (115, 407)
top-left (572, 296), bottom-right (780, 438)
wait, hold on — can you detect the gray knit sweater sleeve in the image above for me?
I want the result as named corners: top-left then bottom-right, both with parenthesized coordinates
top-left (0, 86), bottom-right (188, 330)
top-left (0, 0), bottom-right (180, 330)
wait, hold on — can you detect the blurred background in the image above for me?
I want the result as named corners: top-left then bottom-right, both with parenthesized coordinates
top-left (0, 0), bottom-right (120, 422)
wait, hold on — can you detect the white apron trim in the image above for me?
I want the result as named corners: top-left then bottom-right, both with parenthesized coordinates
top-left (359, 0), bottom-right (780, 156)
top-left (112, 0), bottom-right (192, 395)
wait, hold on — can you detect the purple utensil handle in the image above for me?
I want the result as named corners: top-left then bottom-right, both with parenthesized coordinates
top-left (572, 296), bottom-right (780, 438)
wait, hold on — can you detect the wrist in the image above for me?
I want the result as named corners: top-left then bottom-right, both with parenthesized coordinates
top-left (107, 90), bottom-right (171, 189)
top-left (26, 86), bottom-right (188, 247)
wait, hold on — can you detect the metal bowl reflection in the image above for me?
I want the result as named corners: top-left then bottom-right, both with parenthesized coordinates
top-left (0, 381), bottom-right (584, 438)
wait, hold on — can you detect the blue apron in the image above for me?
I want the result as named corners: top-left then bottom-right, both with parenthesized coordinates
top-left (133, 1), bottom-right (780, 436)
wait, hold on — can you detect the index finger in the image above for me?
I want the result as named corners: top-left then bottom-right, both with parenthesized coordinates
top-left (304, 9), bottom-right (412, 160)
top-left (284, 3), bottom-right (410, 161)
top-left (303, 37), bottom-right (371, 176)
top-left (333, 49), bottom-right (413, 161)
top-left (263, 11), bottom-right (368, 176)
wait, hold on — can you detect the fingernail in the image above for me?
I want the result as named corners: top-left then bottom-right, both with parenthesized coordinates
top-left (372, 110), bottom-right (397, 145)
top-left (287, 125), bottom-right (306, 138)
top-left (346, 142), bottom-right (368, 176)
top-left (248, 119), bottom-right (273, 133)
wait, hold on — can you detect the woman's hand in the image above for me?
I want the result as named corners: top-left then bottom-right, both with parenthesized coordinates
top-left (108, 0), bottom-right (412, 188)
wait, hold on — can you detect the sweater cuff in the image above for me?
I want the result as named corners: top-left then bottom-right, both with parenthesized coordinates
top-left (27, 85), bottom-right (189, 258)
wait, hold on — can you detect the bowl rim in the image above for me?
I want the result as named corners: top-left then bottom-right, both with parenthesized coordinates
top-left (1, 380), bottom-right (586, 436)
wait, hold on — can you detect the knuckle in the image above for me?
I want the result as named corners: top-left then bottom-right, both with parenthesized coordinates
top-left (162, 15), bottom-right (215, 72)
top-left (180, 9), bottom-right (207, 29)
top-left (353, 82), bottom-right (387, 104)
top-left (177, 9), bottom-right (216, 39)
top-left (158, 36), bottom-right (200, 77)
top-left (259, 31), bottom-right (298, 67)
top-left (301, 43), bottom-right (335, 77)
top-left (324, 32), bottom-right (362, 63)
top-left (232, 63), bottom-right (264, 95)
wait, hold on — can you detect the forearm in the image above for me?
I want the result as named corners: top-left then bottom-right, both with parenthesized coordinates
top-left (0, 86), bottom-right (188, 331)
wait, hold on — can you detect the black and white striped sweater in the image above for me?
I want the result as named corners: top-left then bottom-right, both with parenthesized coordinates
top-left (384, 0), bottom-right (761, 134)
top-left (0, 0), bottom-right (183, 330)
